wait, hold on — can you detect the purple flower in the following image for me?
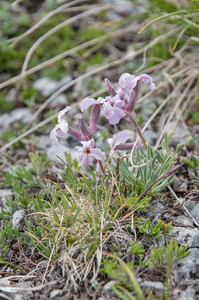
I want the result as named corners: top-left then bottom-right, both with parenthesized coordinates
top-left (108, 130), bottom-right (143, 158)
top-left (108, 131), bottom-right (130, 157)
top-left (81, 72), bottom-right (155, 126)
top-left (76, 139), bottom-right (106, 166)
top-left (50, 106), bottom-right (71, 147)
top-left (81, 97), bottom-right (105, 112)
top-left (119, 73), bottom-right (155, 92)
top-left (103, 101), bottom-right (126, 125)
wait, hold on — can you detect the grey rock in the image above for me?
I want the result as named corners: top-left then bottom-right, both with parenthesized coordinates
top-left (104, 280), bottom-right (119, 291)
top-left (49, 93), bottom-right (68, 108)
top-left (163, 213), bottom-right (172, 219)
top-left (175, 248), bottom-right (199, 281)
top-left (37, 135), bottom-right (52, 150)
top-left (102, 0), bottom-right (145, 20)
top-left (33, 75), bottom-right (72, 97)
top-left (47, 145), bottom-right (78, 164)
top-left (58, 75), bottom-right (72, 88)
top-left (147, 202), bottom-right (166, 219)
top-left (12, 210), bottom-right (25, 230)
top-left (170, 227), bottom-right (199, 247)
top-left (10, 108), bottom-right (32, 123)
top-left (184, 200), bottom-right (198, 212)
top-left (196, 257), bottom-right (199, 274)
top-left (140, 281), bottom-right (164, 292)
top-left (191, 203), bottom-right (199, 224)
top-left (0, 189), bottom-right (14, 210)
top-left (0, 108), bottom-right (32, 129)
top-left (143, 130), bottom-right (158, 145)
top-left (0, 113), bottom-right (9, 129)
top-left (179, 287), bottom-right (196, 300)
top-left (33, 77), bottom-right (58, 97)
top-left (165, 121), bottom-right (188, 146)
top-left (173, 215), bottom-right (193, 227)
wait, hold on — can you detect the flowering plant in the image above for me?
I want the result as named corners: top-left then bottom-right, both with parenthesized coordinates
top-left (50, 72), bottom-right (156, 171)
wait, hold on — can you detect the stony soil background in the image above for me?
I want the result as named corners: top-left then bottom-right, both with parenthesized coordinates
top-left (0, 0), bottom-right (199, 299)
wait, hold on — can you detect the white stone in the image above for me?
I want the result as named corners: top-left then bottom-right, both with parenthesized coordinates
top-left (0, 189), bottom-right (14, 210)
top-left (104, 280), bottom-right (119, 290)
top-left (147, 202), bottom-right (166, 219)
top-left (179, 287), bottom-right (196, 300)
top-left (33, 75), bottom-right (72, 97)
top-left (191, 203), bottom-right (199, 224)
top-left (170, 227), bottom-right (199, 247)
top-left (12, 210), bottom-right (25, 229)
top-left (173, 215), bottom-right (193, 227)
top-left (50, 93), bottom-right (68, 108)
top-left (165, 121), bottom-right (188, 146)
top-left (47, 145), bottom-right (78, 164)
top-left (175, 248), bottom-right (199, 281)
top-left (140, 281), bottom-right (164, 291)
top-left (0, 108), bottom-right (32, 129)
top-left (37, 135), bottom-right (52, 150)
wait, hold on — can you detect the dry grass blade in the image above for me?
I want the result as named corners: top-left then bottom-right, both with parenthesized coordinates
top-left (8, 0), bottom-right (86, 47)
top-left (21, 3), bottom-right (126, 75)
top-left (0, 114), bottom-right (57, 152)
top-left (0, 24), bottom-right (141, 90)
top-left (0, 281), bottom-right (57, 293)
top-left (26, 26), bottom-right (183, 123)
top-left (155, 71), bottom-right (198, 149)
top-left (168, 186), bottom-right (199, 227)
top-left (0, 27), bottom-right (182, 152)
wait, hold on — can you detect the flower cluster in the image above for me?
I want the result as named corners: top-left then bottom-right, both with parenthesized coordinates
top-left (50, 73), bottom-right (155, 168)
top-left (81, 73), bottom-right (155, 124)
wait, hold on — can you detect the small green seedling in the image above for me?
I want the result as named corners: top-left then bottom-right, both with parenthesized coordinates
top-left (183, 155), bottom-right (199, 180)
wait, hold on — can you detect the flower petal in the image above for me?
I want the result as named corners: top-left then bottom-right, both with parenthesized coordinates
top-left (50, 107), bottom-right (70, 146)
top-left (58, 106), bottom-right (71, 122)
top-left (81, 97), bottom-right (98, 112)
top-left (108, 130), bottom-right (130, 156)
top-left (50, 128), bottom-right (59, 147)
top-left (76, 139), bottom-right (105, 166)
top-left (112, 130), bottom-right (130, 146)
top-left (119, 72), bottom-right (131, 88)
top-left (119, 73), bottom-right (138, 92)
top-left (139, 74), bottom-right (155, 90)
top-left (81, 97), bottom-right (106, 112)
top-left (103, 102), bottom-right (126, 124)
top-left (59, 119), bottom-right (68, 133)
top-left (89, 148), bottom-right (106, 162)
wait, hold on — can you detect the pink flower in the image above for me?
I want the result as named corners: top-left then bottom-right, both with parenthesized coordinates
top-left (81, 97), bottom-right (105, 112)
top-left (81, 73), bottom-right (155, 126)
top-left (108, 131), bottom-right (130, 157)
top-left (119, 73), bottom-right (155, 92)
top-left (50, 106), bottom-right (71, 147)
top-left (103, 101), bottom-right (126, 125)
top-left (76, 139), bottom-right (106, 166)
top-left (108, 130), bottom-right (143, 158)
